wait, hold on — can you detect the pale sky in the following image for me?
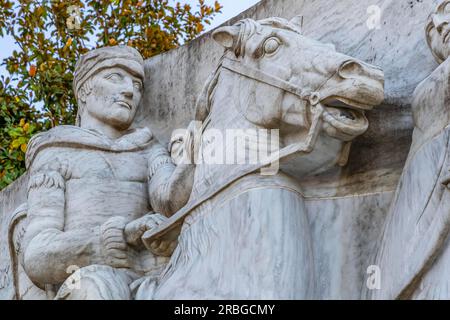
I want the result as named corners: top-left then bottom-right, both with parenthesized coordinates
top-left (192, 0), bottom-right (260, 29)
top-left (0, 0), bottom-right (260, 77)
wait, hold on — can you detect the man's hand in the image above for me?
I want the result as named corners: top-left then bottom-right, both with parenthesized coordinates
top-left (124, 213), bottom-right (164, 247)
top-left (100, 216), bottom-right (130, 269)
top-left (125, 213), bottom-right (177, 257)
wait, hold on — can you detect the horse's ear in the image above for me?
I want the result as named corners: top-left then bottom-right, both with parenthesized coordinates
top-left (212, 26), bottom-right (240, 49)
top-left (290, 15), bottom-right (304, 32)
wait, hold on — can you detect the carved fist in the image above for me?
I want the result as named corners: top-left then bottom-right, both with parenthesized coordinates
top-left (100, 216), bottom-right (130, 269)
top-left (125, 213), bottom-right (177, 257)
top-left (124, 213), bottom-right (165, 246)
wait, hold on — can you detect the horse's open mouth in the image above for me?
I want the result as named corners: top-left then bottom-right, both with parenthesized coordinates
top-left (322, 96), bottom-right (375, 111)
top-left (320, 96), bottom-right (371, 140)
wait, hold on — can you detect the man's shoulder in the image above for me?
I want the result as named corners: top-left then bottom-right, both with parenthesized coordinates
top-left (25, 126), bottom-right (78, 169)
top-left (26, 125), bottom-right (157, 169)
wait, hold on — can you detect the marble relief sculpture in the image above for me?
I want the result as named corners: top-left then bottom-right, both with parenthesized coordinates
top-left (374, 0), bottom-right (450, 300)
top-left (10, 46), bottom-right (195, 299)
top-left (8, 17), bottom-right (386, 300)
top-left (138, 17), bottom-right (384, 299)
top-left (9, 0), bottom-right (450, 301)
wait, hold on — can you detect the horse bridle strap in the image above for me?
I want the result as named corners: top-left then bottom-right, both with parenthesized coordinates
top-left (221, 58), bottom-right (321, 106)
top-left (220, 57), bottom-right (325, 153)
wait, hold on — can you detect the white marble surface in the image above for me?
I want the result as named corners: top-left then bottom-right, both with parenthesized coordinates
top-left (374, 32), bottom-right (450, 298)
top-left (5, 46), bottom-right (195, 300)
top-left (305, 192), bottom-right (392, 299)
top-left (139, 0), bottom-right (444, 198)
top-left (374, 126), bottom-right (450, 299)
top-left (1, 0), bottom-right (448, 300)
top-left (130, 16), bottom-right (384, 299)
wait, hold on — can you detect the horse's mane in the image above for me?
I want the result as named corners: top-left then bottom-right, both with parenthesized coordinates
top-left (195, 17), bottom-right (302, 122)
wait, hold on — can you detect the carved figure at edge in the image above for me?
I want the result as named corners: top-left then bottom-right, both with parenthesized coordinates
top-left (136, 17), bottom-right (384, 299)
top-left (374, 1), bottom-right (450, 300)
top-left (10, 46), bottom-right (195, 299)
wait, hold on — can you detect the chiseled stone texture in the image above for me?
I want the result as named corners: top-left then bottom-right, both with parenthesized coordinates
top-left (141, 14), bottom-right (384, 300)
top-left (134, 0), bottom-right (440, 299)
top-left (12, 46), bottom-right (193, 300)
top-left (139, 0), bottom-right (441, 198)
top-left (305, 192), bottom-right (393, 299)
top-left (0, 174), bottom-right (28, 299)
top-left (374, 52), bottom-right (450, 299)
top-left (0, 0), bottom-right (444, 300)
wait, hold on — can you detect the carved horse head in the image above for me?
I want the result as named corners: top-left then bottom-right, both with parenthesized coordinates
top-left (143, 17), bottom-right (385, 248)
top-left (195, 17), bottom-right (384, 177)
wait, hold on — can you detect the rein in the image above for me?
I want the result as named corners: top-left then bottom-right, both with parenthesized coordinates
top-left (220, 57), bottom-right (331, 154)
top-left (221, 57), bottom-right (323, 107)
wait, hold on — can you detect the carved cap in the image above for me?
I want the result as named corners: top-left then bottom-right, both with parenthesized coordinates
top-left (73, 45), bottom-right (145, 97)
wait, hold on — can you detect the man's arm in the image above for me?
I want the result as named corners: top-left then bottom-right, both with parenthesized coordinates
top-left (147, 143), bottom-right (195, 217)
top-left (23, 156), bottom-right (130, 287)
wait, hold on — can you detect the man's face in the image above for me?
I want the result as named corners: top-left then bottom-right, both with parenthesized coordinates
top-left (427, 1), bottom-right (450, 63)
top-left (84, 67), bottom-right (143, 130)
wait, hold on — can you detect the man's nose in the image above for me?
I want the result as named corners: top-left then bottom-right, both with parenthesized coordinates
top-left (433, 14), bottom-right (448, 34)
top-left (120, 77), bottom-right (134, 99)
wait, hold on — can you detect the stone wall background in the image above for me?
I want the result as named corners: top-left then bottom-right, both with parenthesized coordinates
top-left (0, 174), bottom-right (28, 299)
top-left (0, 0), bottom-right (443, 299)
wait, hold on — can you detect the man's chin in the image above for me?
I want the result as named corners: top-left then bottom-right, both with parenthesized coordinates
top-left (109, 116), bottom-right (134, 131)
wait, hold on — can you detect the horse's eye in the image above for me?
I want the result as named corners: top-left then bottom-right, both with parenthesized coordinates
top-left (263, 37), bottom-right (281, 55)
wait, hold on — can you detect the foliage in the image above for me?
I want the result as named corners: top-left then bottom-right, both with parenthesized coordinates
top-left (0, 0), bottom-right (222, 189)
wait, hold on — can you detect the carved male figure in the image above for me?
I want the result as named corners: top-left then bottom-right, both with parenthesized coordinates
top-left (426, 0), bottom-right (450, 64)
top-left (374, 0), bottom-right (450, 300)
top-left (21, 46), bottom-right (193, 299)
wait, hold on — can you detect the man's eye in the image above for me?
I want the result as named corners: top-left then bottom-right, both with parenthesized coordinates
top-left (134, 81), bottom-right (142, 90)
top-left (106, 73), bottom-right (122, 81)
top-left (444, 3), bottom-right (450, 14)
